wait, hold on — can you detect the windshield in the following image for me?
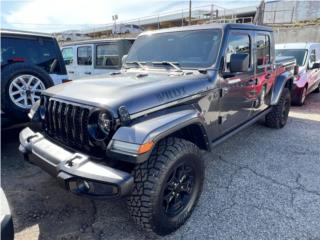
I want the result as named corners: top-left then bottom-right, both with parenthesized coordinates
top-left (275, 49), bottom-right (307, 66)
top-left (126, 29), bottom-right (222, 69)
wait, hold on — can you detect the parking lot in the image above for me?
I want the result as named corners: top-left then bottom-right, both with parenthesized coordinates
top-left (1, 92), bottom-right (320, 240)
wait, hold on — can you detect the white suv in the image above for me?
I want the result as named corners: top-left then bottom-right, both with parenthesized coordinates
top-left (61, 38), bottom-right (135, 79)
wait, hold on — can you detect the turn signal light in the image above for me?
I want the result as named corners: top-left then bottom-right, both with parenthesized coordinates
top-left (138, 141), bottom-right (154, 154)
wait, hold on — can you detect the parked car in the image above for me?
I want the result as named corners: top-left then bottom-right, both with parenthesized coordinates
top-left (20, 23), bottom-right (296, 236)
top-left (1, 188), bottom-right (14, 240)
top-left (112, 24), bottom-right (143, 35)
top-left (276, 43), bottom-right (320, 105)
top-left (61, 38), bottom-right (135, 79)
top-left (1, 29), bottom-right (68, 120)
top-left (56, 31), bottom-right (91, 42)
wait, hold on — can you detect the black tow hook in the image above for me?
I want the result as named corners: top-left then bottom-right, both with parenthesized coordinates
top-left (19, 144), bottom-right (33, 165)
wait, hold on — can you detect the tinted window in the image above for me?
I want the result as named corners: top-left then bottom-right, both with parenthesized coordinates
top-left (275, 49), bottom-right (307, 66)
top-left (77, 46), bottom-right (92, 65)
top-left (225, 33), bottom-right (250, 72)
top-left (1, 36), bottom-right (63, 74)
top-left (96, 44), bottom-right (119, 67)
top-left (310, 49), bottom-right (316, 63)
top-left (256, 34), bottom-right (270, 69)
top-left (126, 29), bottom-right (222, 69)
top-left (61, 48), bottom-right (73, 65)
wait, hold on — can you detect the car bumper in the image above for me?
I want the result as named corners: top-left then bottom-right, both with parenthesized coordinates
top-left (19, 127), bottom-right (133, 198)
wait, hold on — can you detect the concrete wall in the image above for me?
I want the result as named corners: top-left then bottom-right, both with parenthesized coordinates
top-left (273, 25), bottom-right (320, 43)
top-left (264, 0), bottom-right (320, 24)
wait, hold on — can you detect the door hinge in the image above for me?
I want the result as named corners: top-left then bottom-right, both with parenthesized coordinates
top-left (220, 88), bottom-right (229, 97)
top-left (218, 115), bottom-right (227, 124)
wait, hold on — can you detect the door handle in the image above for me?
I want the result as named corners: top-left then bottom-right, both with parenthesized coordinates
top-left (68, 71), bottom-right (74, 74)
top-left (248, 79), bottom-right (257, 85)
top-left (265, 73), bottom-right (272, 79)
top-left (84, 72), bottom-right (92, 75)
top-left (220, 87), bottom-right (229, 97)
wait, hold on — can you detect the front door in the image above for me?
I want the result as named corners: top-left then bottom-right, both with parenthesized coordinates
top-left (61, 47), bottom-right (76, 80)
top-left (219, 31), bottom-right (255, 134)
top-left (306, 48), bottom-right (320, 93)
top-left (76, 45), bottom-right (93, 78)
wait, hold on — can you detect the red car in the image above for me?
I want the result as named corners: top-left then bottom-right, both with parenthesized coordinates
top-left (276, 43), bottom-right (320, 105)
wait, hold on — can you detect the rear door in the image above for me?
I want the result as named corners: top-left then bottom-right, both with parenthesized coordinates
top-left (76, 44), bottom-right (93, 78)
top-left (252, 31), bottom-right (274, 115)
top-left (219, 30), bottom-right (255, 134)
top-left (306, 47), bottom-right (320, 93)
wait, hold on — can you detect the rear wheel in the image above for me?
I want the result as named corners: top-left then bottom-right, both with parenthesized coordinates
top-left (265, 88), bottom-right (291, 129)
top-left (128, 138), bottom-right (204, 235)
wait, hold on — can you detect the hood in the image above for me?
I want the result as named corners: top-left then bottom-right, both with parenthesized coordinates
top-left (44, 70), bottom-right (214, 117)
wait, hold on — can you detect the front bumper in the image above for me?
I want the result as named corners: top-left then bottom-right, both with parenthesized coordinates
top-left (19, 127), bottom-right (133, 198)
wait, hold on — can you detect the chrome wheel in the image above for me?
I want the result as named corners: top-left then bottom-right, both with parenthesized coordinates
top-left (9, 74), bottom-right (45, 109)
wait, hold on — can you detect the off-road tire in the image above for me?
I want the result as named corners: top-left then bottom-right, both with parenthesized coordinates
top-left (265, 87), bottom-right (291, 129)
top-left (1, 63), bottom-right (53, 121)
top-left (128, 137), bottom-right (204, 236)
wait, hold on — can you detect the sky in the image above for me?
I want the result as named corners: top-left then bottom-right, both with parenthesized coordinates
top-left (1, 0), bottom-right (261, 33)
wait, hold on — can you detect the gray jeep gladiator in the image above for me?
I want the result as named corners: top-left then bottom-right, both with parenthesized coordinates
top-left (19, 24), bottom-right (296, 235)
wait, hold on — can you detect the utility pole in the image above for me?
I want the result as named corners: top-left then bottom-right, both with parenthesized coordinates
top-left (189, 0), bottom-right (192, 25)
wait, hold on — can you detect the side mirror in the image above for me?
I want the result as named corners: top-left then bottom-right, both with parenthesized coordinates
top-left (122, 55), bottom-right (128, 66)
top-left (311, 62), bottom-right (320, 69)
top-left (229, 53), bottom-right (249, 73)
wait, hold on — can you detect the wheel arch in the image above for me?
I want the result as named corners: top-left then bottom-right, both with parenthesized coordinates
top-left (108, 107), bottom-right (211, 163)
top-left (153, 122), bottom-right (210, 152)
top-left (270, 72), bottom-right (294, 105)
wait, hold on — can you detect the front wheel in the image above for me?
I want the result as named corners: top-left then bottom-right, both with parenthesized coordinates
top-left (265, 88), bottom-right (291, 129)
top-left (128, 138), bottom-right (204, 236)
top-left (295, 86), bottom-right (307, 106)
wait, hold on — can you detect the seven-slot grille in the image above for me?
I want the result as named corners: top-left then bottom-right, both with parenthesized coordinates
top-left (41, 95), bottom-right (91, 150)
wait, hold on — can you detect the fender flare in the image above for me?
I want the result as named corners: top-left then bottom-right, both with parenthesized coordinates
top-left (108, 107), bottom-right (210, 163)
top-left (270, 71), bottom-right (293, 105)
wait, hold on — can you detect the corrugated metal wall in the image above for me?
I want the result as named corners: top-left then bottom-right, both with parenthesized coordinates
top-left (264, 0), bottom-right (320, 24)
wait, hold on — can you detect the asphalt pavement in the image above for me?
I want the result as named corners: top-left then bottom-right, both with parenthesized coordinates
top-left (1, 93), bottom-right (320, 240)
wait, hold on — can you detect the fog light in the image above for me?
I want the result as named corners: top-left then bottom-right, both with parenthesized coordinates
top-left (77, 180), bottom-right (91, 193)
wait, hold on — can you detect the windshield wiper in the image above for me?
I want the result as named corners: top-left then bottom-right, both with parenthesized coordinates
top-left (125, 61), bottom-right (146, 69)
top-left (151, 61), bottom-right (182, 71)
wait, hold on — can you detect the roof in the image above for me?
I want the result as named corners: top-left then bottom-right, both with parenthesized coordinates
top-left (275, 42), bottom-right (320, 50)
top-left (0, 28), bottom-right (53, 38)
top-left (61, 37), bottom-right (136, 47)
top-left (139, 23), bottom-right (272, 36)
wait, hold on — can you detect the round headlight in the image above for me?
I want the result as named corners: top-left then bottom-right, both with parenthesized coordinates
top-left (98, 112), bottom-right (111, 135)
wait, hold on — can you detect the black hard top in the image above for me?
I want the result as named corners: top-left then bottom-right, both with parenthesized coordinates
top-left (62, 37), bottom-right (136, 47)
top-left (1, 28), bottom-right (53, 38)
top-left (140, 23), bottom-right (272, 36)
